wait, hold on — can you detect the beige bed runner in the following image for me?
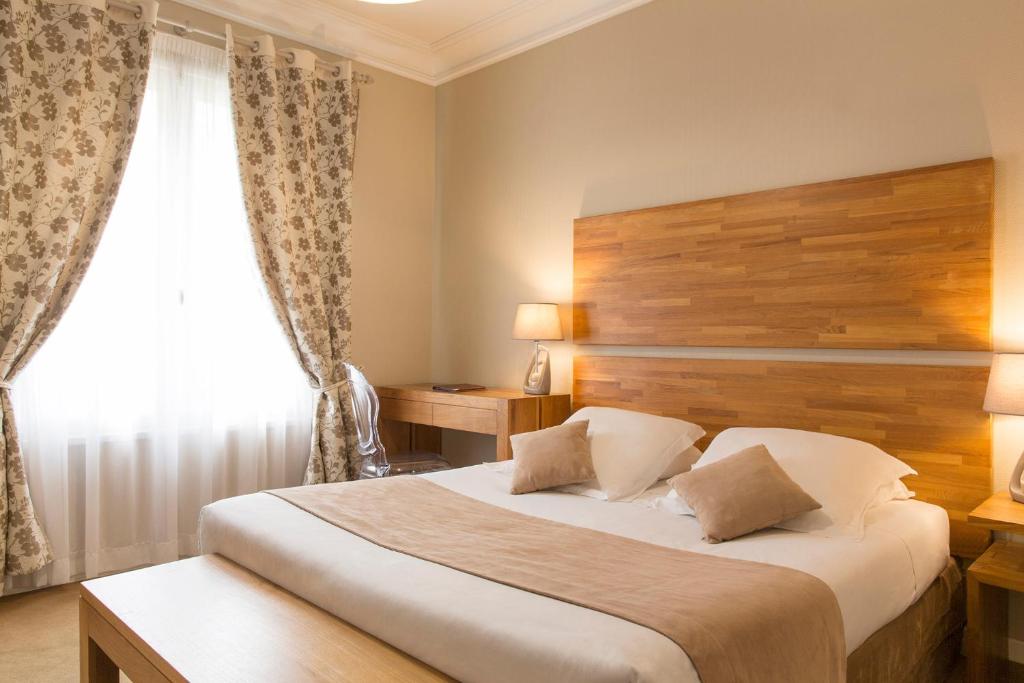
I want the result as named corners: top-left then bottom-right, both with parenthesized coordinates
top-left (269, 477), bottom-right (846, 683)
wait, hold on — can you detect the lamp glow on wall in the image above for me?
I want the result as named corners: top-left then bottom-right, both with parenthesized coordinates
top-left (513, 303), bottom-right (563, 395)
top-left (985, 353), bottom-right (1024, 503)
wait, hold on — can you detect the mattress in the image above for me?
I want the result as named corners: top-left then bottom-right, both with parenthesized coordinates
top-left (198, 464), bottom-right (951, 683)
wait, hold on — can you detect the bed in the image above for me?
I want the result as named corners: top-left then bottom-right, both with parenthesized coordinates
top-left (200, 463), bottom-right (958, 683)
top-left (86, 158), bottom-right (994, 682)
top-left (199, 158), bottom-right (992, 682)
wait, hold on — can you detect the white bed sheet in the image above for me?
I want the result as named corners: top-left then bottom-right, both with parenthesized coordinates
top-left (198, 464), bottom-right (949, 683)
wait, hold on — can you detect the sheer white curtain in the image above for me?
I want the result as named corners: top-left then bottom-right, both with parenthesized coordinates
top-left (5, 33), bottom-right (313, 593)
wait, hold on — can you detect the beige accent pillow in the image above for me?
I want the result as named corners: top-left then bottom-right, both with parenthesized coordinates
top-left (669, 444), bottom-right (821, 543)
top-left (510, 421), bottom-right (594, 494)
top-left (693, 427), bottom-right (915, 538)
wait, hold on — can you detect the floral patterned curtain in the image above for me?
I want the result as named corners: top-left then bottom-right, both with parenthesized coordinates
top-left (0, 0), bottom-right (156, 586)
top-left (227, 31), bottom-right (363, 485)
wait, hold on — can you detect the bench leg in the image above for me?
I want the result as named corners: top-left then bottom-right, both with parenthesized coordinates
top-left (80, 598), bottom-right (119, 683)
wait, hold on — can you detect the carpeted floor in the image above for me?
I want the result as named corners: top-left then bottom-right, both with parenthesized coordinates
top-left (0, 583), bottom-right (82, 683)
top-left (0, 582), bottom-right (132, 682)
top-left (0, 580), bottom-right (970, 683)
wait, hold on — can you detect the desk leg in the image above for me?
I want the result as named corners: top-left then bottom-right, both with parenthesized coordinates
top-left (496, 402), bottom-right (513, 461)
top-left (967, 574), bottom-right (1008, 682)
top-left (80, 599), bottom-right (119, 683)
top-left (497, 396), bottom-right (572, 461)
top-left (539, 395), bottom-right (571, 428)
top-left (497, 398), bottom-right (541, 461)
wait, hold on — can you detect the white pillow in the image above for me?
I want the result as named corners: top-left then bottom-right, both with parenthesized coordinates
top-left (654, 488), bottom-right (693, 515)
top-left (658, 446), bottom-right (703, 480)
top-left (693, 428), bottom-right (916, 538)
top-left (659, 466), bottom-right (917, 520)
top-left (565, 407), bottom-right (705, 502)
top-left (654, 479), bottom-right (915, 519)
top-left (874, 479), bottom-right (915, 504)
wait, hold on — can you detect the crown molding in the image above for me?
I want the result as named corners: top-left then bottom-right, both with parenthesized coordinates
top-left (429, 0), bottom-right (549, 51)
top-left (174, 0), bottom-right (653, 86)
top-left (431, 0), bottom-right (654, 84)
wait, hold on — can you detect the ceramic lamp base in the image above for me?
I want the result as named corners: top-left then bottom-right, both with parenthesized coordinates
top-left (1011, 449), bottom-right (1024, 503)
top-left (522, 342), bottom-right (551, 395)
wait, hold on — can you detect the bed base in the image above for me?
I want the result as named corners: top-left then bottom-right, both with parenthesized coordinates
top-left (847, 559), bottom-right (964, 683)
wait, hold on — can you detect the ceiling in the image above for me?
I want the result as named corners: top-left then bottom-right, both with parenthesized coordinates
top-left (330, 0), bottom-right (525, 45)
top-left (181, 0), bottom-right (653, 85)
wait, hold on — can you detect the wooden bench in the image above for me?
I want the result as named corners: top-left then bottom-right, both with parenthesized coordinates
top-left (79, 554), bottom-right (451, 682)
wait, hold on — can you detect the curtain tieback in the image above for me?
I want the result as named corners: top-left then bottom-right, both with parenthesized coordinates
top-left (317, 379), bottom-right (347, 394)
top-left (0, 381), bottom-right (12, 391)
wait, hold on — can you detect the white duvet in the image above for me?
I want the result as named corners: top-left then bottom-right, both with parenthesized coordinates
top-left (199, 464), bottom-right (950, 683)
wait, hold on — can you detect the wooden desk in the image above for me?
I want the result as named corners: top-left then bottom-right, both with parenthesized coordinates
top-left (80, 555), bottom-right (449, 682)
top-left (966, 492), bottom-right (1024, 682)
top-left (376, 384), bottom-right (571, 461)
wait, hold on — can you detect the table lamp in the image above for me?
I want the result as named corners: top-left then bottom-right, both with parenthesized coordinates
top-left (513, 303), bottom-right (563, 395)
top-left (985, 353), bottom-right (1024, 503)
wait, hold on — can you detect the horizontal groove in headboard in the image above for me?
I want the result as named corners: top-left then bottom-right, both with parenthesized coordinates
top-left (573, 158), bottom-right (993, 350)
top-left (573, 355), bottom-right (992, 558)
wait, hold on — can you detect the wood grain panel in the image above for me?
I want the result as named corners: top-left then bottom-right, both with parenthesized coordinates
top-left (574, 158), bottom-right (993, 349)
top-left (574, 355), bottom-right (992, 557)
top-left (496, 395), bottom-right (573, 461)
top-left (380, 398), bottom-right (433, 426)
top-left (81, 599), bottom-right (169, 682)
top-left (377, 385), bottom-right (533, 409)
top-left (432, 404), bottom-right (497, 435)
top-left (966, 541), bottom-right (1024, 681)
top-left (81, 555), bottom-right (451, 682)
top-left (967, 491), bottom-right (1024, 534)
top-left (539, 395), bottom-right (572, 429)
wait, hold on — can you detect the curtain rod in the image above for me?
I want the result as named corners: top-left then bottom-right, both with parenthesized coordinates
top-left (106, 0), bottom-right (373, 82)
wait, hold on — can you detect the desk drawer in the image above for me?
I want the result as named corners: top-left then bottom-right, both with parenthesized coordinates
top-left (432, 404), bottom-right (497, 435)
top-left (379, 398), bottom-right (433, 425)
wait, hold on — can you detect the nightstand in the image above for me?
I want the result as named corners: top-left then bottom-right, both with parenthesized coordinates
top-left (966, 492), bottom-right (1024, 682)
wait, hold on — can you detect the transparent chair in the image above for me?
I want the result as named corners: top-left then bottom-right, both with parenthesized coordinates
top-left (344, 364), bottom-right (452, 478)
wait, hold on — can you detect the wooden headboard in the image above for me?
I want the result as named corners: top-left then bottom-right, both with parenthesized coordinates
top-left (574, 158), bottom-right (993, 349)
top-left (574, 356), bottom-right (991, 558)
top-left (571, 159), bottom-right (994, 558)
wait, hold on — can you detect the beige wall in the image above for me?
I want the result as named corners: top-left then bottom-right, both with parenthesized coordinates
top-left (434, 0), bottom-right (1024, 476)
top-left (350, 69), bottom-right (434, 385)
top-left (161, 1), bottom-right (436, 386)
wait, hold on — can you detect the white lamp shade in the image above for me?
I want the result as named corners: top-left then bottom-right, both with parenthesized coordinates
top-left (513, 303), bottom-right (563, 341)
top-left (984, 353), bottom-right (1024, 416)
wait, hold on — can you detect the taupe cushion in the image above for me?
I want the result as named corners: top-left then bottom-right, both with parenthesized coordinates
top-left (669, 444), bottom-right (821, 543)
top-left (510, 420), bottom-right (594, 494)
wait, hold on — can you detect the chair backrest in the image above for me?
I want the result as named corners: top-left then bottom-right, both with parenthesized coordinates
top-left (344, 364), bottom-right (390, 477)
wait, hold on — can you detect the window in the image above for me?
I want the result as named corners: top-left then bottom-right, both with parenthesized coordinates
top-left (9, 33), bottom-right (312, 590)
